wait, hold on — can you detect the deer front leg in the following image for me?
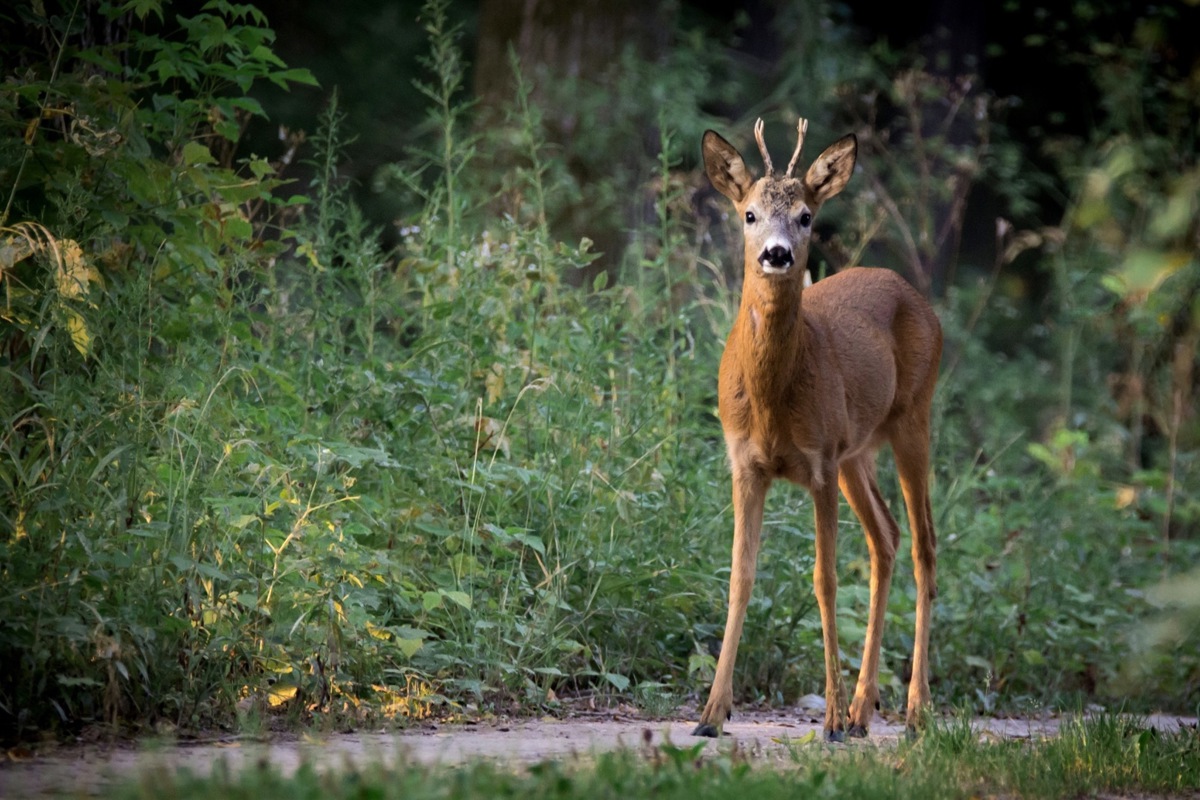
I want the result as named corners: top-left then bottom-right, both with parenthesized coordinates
top-left (693, 467), bottom-right (767, 737)
top-left (812, 473), bottom-right (848, 742)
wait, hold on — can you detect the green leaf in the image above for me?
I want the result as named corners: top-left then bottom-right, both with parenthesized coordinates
top-left (181, 141), bottom-right (216, 166)
top-left (214, 118), bottom-right (241, 141)
top-left (121, 0), bottom-right (164, 21)
top-left (195, 15), bottom-right (230, 53)
top-left (1022, 649), bottom-right (1047, 666)
top-left (393, 626), bottom-right (431, 640)
top-left (397, 638), bottom-right (424, 658)
top-left (229, 96), bottom-right (266, 117)
top-left (442, 590), bottom-right (472, 610)
top-left (422, 591), bottom-right (443, 611)
top-left (250, 44), bottom-right (287, 68)
top-left (512, 532), bottom-right (546, 555)
top-left (88, 445), bottom-right (132, 481)
top-left (100, 209), bottom-right (130, 227)
top-left (224, 216), bottom-right (253, 240)
top-left (270, 67), bottom-right (320, 89)
top-left (229, 514), bottom-right (258, 530)
top-left (964, 655), bottom-right (992, 670)
top-left (414, 520), bottom-right (456, 539)
top-left (57, 675), bottom-right (103, 687)
top-left (604, 673), bottom-right (630, 692)
top-left (246, 157), bottom-right (275, 180)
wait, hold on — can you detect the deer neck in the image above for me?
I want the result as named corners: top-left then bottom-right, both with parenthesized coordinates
top-left (735, 275), bottom-right (810, 405)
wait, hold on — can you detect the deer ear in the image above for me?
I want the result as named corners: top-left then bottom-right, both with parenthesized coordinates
top-left (702, 130), bottom-right (755, 204)
top-left (803, 134), bottom-right (857, 205)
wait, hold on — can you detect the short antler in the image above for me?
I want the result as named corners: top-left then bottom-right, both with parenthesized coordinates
top-left (784, 117), bottom-right (809, 179)
top-left (753, 118), bottom-right (774, 178)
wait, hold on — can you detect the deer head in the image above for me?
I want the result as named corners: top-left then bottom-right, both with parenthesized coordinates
top-left (702, 118), bottom-right (857, 285)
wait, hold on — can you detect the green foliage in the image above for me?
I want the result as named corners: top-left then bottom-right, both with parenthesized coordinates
top-left (0, 0), bottom-right (328, 736)
top-left (2, 0), bottom-right (1198, 743)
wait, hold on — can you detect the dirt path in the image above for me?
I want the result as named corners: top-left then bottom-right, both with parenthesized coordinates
top-left (2, 709), bottom-right (1194, 798)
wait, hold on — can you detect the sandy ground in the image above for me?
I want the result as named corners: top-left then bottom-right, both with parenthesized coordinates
top-left (2, 706), bottom-right (1195, 798)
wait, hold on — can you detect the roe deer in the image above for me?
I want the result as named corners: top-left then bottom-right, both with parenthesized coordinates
top-left (693, 118), bottom-right (942, 741)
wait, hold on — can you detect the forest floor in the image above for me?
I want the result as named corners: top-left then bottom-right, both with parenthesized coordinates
top-left (2, 702), bottom-right (1196, 798)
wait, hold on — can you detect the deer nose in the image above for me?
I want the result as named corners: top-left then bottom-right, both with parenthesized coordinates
top-left (759, 245), bottom-right (794, 270)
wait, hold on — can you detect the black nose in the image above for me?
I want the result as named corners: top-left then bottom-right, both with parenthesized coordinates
top-left (760, 245), bottom-right (794, 269)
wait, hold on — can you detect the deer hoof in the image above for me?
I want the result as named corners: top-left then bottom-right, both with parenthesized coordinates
top-left (692, 722), bottom-right (721, 738)
top-left (847, 724), bottom-right (869, 738)
top-left (825, 729), bottom-right (846, 743)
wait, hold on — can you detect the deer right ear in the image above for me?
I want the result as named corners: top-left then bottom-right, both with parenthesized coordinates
top-left (702, 130), bottom-right (754, 204)
top-left (803, 134), bottom-right (857, 206)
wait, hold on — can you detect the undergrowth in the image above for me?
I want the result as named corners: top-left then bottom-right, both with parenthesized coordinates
top-left (1, 0), bottom-right (1197, 741)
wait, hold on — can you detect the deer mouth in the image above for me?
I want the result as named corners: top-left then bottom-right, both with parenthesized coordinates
top-left (758, 245), bottom-right (795, 275)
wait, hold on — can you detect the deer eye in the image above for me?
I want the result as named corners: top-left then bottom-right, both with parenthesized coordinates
top-left (799, 211), bottom-right (813, 227)
top-left (745, 211), bottom-right (756, 224)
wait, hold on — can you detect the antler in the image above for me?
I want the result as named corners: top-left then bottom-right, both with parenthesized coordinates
top-left (753, 118), bottom-right (774, 178)
top-left (784, 117), bottom-right (809, 179)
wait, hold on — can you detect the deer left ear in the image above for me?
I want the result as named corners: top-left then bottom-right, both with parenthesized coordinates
top-left (804, 134), bottom-right (857, 206)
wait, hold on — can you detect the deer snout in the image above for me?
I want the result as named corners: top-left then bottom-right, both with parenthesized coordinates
top-left (758, 244), bottom-right (794, 272)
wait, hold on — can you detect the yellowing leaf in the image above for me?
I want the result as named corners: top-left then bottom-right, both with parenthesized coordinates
top-left (65, 309), bottom-right (91, 356)
top-left (485, 363), bottom-right (505, 405)
top-left (24, 116), bottom-right (40, 145)
top-left (365, 621), bottom-right (392, 641)
top-left (1114, 485), bottom-right (1138, 509)
top-left (55, 239), bottom-right (99, 299)
top-left (268, 683), bottom-right (298, 707)
top-left (1111, 248), bottom-right (1189, 300)
top-left (296, 241), bottom-right (324, 271)
top-left (0, 234), bottom-right (35, 269)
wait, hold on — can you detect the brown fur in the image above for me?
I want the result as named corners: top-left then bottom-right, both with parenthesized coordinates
top-left (695, 122), bottom-right (942, 740)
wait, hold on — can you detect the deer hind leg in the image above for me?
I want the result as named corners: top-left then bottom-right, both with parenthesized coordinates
top-left (837, 454), bottom-right (901, 738)
top-left (892, 420), bottom-right (937, 733)
top-left (811, 469), bottom-right (848, 742)
top-left (693, 467), bottom-right (767, 737)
